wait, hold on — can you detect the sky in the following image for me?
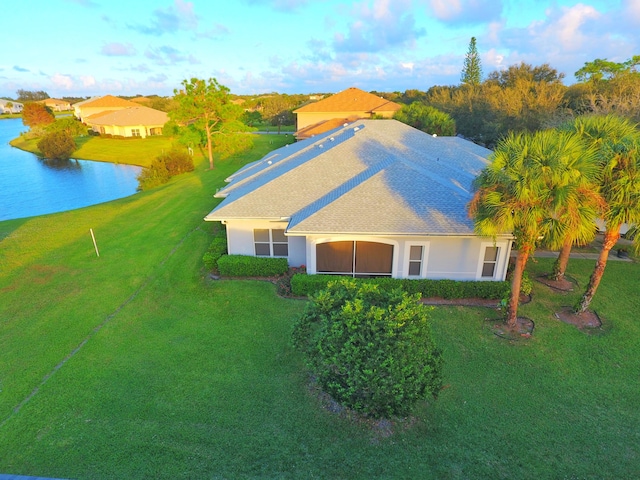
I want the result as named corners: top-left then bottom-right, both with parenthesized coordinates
top-left (1, 0), bottom-right (639, 99)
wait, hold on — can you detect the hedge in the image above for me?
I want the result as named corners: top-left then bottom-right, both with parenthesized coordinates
top-left (217, 255), bottom-right (289, 277)
top-left (290, 274), bottom-right (510, 299)
top-left (202, 236), bottom-right (228, 272)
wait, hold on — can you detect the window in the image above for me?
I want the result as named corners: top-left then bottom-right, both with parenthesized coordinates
top-left (254, 229), bottom-right (288, 257)
top-left (316, 241), bottom-right (393, 277)
top-left (131, 128), bottom-right (141, 137)
top-left (482, 246), bottom-right (499, 278)
top-left (408, 245), bottom-right (424, 276)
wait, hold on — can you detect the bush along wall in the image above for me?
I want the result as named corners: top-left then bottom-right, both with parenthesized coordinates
top-left (203, 236), bottom-right (228, 273)
top-left (290, 274), bottom-right (510, 299)
top-left (217, 255), bottom-right (289, 277)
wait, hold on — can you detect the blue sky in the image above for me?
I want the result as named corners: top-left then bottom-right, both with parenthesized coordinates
top-left (1, 0), bottom-right (638, 98)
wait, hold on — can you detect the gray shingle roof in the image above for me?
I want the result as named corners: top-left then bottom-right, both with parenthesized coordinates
top-left (205, 120), bottom-right (492, 236)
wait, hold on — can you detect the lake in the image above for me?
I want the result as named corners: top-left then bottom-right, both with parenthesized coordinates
top-left (0, 118), bottom-right (142, 221)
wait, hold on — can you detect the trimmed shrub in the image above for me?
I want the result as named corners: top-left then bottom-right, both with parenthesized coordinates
top-left (292, 279), bottom-right (443, 418)
top-left (203, 236), bottom-right (227, 272)
top-left (217, 255), bottom-right (288, 277)
top-left (290, 274), bottom-right (510, 299)
top-left (37, 131), bottom-right (77, 160)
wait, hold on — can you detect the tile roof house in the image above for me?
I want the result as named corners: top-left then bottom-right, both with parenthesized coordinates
top-left (84, 106), bottom-right (169, 138)
top-left (37, 98), bottom-right (72, 111)
top-left (205, 119), bottom-right (513, 281)
top-left (73, 95), bottom-right (140, 122)
top-left (293, 87), bottom-right (402, 140)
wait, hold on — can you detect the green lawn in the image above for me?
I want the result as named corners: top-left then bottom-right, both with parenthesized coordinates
top-left (10, 134), bottom-right (178, 167)
top-left (1, 134), bottom-right (639, 479)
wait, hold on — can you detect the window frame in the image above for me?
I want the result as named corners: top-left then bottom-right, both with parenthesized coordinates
top-left (477, 243), bottom-right (502, 280)
top-left (404, 242), bottom-right (430, 278)
top-left (253, 228), bottom-right (288, 258)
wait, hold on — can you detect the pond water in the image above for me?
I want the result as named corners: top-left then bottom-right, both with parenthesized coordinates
top-left (0, 118), bottom-right (142, 221)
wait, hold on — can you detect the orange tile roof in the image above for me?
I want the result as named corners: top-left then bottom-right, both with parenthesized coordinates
top-left (295, 117), bottom-right (358, 139)
top-left (80, 95), bottom-right (140, 108)
top-left (85, 106), bottom-right (169, 126)
top-left (294, 87), bottom-right (401, 114)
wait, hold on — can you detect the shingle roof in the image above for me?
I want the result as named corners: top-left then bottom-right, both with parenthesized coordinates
top-left (293, 87), bottom-right (401, 114)
top-left (84, 106), bottom-right (168, 126)
top-left (206, 120), bottom-right (493, 236)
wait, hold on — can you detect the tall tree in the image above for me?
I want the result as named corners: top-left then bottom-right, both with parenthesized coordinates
top-left (461, 37), bottom-right (482, 87)
top-left (16, 89), bottom-right (49, 102)
top-left (170, 78), bottom-right (252, 169)
top-left (469, 130), bottom-right (597, 328)
top-left (566, 115), bottom-right (640, 313)
top-left (540, 135), bottom-right (603, 282)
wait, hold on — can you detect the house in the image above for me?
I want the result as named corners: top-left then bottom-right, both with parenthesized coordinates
top-left (84, 106), bottom-right (168, 138)
top-left (0, 99), bottom-right (23, 113)
top-left (37, 98), bottom-right (71, 111)
top-left (205, 120), bottom-right (513, 281)
top-left (73, 95), bottom-right (139, 122)
top-left (293, 87), bottom-right (402, 140)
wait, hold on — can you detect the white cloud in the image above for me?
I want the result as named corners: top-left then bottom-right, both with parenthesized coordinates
top-left (101, 42), bottom-right (137, 56)
top-left (81, 75), bottom-right (96, 87)
top-left (426, 0), bottom-right (503, 24)
top-left (50, 73), bottom-right (74, 90)
top-left (333, 0), bottom-right (426, 53)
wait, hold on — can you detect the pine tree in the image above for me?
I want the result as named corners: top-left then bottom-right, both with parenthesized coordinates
top-left (461, 37), bottom-right (482, 86)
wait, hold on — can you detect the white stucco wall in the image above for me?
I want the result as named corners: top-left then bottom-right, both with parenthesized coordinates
top-left (221, 220), bottom-right (511, 280)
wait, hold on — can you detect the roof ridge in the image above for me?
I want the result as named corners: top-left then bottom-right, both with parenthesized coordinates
top-left (215, 125), bottom-right (361, 201)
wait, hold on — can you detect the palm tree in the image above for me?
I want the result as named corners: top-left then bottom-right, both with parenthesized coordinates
top-left (540, 140), bottom-right (602, 283)
top-left (469, 129), bottom-right (599, 328)
top-left (566, 115), bottom-right (640, 314)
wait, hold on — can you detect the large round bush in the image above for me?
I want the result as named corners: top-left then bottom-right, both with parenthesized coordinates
top-left (292, 279), bottom-right (443, 418)
top-left (37, 131), bottom-right (77, 160)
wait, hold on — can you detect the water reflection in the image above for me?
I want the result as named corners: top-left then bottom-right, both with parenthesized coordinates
top-left (0, 118), bottom-right (142, 221)
top-left (40, 157), bottom-right (82, 171)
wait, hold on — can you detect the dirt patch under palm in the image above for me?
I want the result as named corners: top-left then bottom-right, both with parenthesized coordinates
top-left (554, 307), bottom-right (602, 330)
top-left (536, 274), bottom-right (576, 292)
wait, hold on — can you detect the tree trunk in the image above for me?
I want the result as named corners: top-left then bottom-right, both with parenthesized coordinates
top-left (575, 227), bottom-right (620, 314)
top-left (206, 126), bottom-right (214, 169)
top-left (506, 247), bottom-right (530, 328)
top-left (551, 238), bottom-right (572, 281)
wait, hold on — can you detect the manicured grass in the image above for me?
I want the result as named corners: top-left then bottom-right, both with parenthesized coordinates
top-left (10, 134), bottom-right (178, 167)
top-left (1, 135), bottom-right (639, 478)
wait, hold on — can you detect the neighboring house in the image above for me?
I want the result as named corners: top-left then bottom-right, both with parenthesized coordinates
top-left (0, 99), bottom-right (23, 113)
top-left (293, 87), bottom-right (402, 140)
top-left (73, 95), bottom-right (139, 122)
top-left (37, 98), bottom-right (71, 111)
top-left (84, 106), bottom-right (168, 138)
top-left (205, 120), bottom-right (513, 281)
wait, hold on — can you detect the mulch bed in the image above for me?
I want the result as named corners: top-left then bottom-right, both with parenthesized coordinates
top-left (536, 274), bottom-right (577, 292)
top-left (554, 307), bottom-right (602, 330)
top-left (492, 317), bottom-right (535, 340)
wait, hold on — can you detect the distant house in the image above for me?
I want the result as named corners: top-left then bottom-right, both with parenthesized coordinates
top-left (293, 87), bottom-right (402, 140)
top-left (84, 106), bottom-right (168, 138)
top-left (205, 119), bottom-right (513, 281)
top-left (73, 95), bottom-right (140, 122)
top-left (0, 99), bottom-right (23, 114)
top-left (37, 98), bottom-right (71, 111)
